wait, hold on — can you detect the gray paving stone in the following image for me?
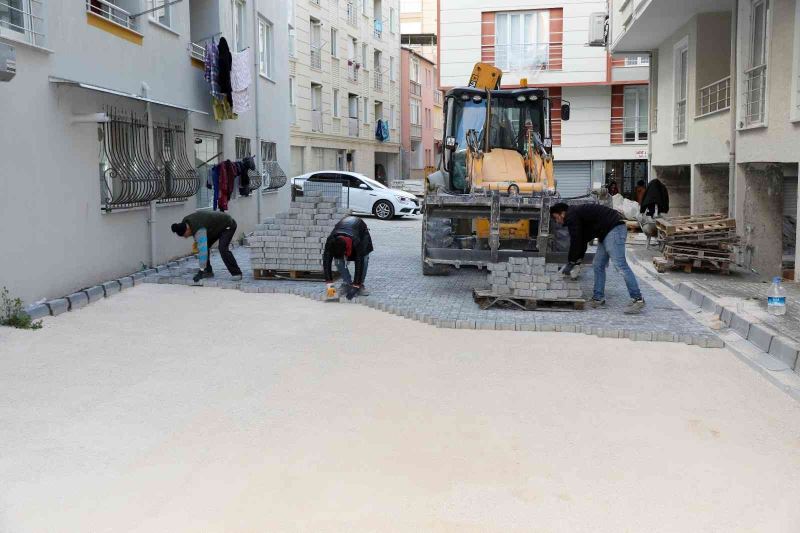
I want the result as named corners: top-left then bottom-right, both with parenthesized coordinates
top-left (538, 324), bottom-right (556, 332)
top-left (496, 322), bottom-right (516, 331)
top-left (701, 296), bottom-right (721, 316)
top-left (25, 304), bottom-right (50, 320)
top-left (678, 283), bottom-right (693, 299)
top-left (83, 285), bottom-right (104, 303)
top-left (131, 272), bottom-right (146, 284)
top-left (437, 319), bottom-right (456, 329)
top-left (142, 269), bottom-right (157, 276)
top-left (118, 276), bottom-right (134, 290)
top-left (46, 299), bottom-right (69, 316)
top-left (730, 313), bottom-right (751, 339)
top-left (476, 320), bottom-right (496, 330)
top-left (102, 281), bottom-right (121, 297)
top-left (689, 289), bottom-right (705, 307)
top-left (517, 323), bottom-right (537, 332)
top-left (747, 323), bottom-right (775, 353)
top-left (720, 307), bottom-right (733, 326)
top-left (768, 337), bottom-right (800, 369)
top-left (66, 292), bottom-right (89, 310)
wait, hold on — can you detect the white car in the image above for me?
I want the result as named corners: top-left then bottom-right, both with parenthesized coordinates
top-left (292, 171), bottom-right (421, 220)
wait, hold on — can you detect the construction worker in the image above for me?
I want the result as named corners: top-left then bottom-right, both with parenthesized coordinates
top-left (323, 216), bottom-right (374, 300)
top-left (549, 203), bottom-right (645, 315)
top-left (171, 210), bottom-right (242, 283)
top-left (635, 179), bottom-right (647, 205)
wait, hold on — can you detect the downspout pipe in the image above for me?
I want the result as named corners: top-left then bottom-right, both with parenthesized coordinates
top-left (253, 0), bottom-right (262, 224)
top-left (143, 87), bottom-right (157, 268)
top-left (728, 0), bottom-right (738, 218)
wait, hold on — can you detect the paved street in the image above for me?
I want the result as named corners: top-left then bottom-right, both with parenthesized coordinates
top-left (1, 285), bottom-right (799, 531)
top-left (149, 216), bottom-right (719, 344)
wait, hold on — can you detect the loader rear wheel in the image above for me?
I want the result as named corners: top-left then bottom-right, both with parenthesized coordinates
top-left (422, 217), bottom-right (453, 276)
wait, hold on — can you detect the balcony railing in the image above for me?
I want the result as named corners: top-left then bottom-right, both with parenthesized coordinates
top-left (346, 3), bottom-right (358, 25)
top-left (310, 44), bottom-right (322, 69)
top-left (1, 0), bottom-right (45, 46)
top-left (349, 117), bottom-right (360, 137)
top-left (373, 19), bottom-right (382, 39)
top-left (410, 80), bottom-right (421, 97)
top-left (674, 101), bottom-right (687, 142)
top-left (433, 90), bottom-right (443, 105)
top-left (347, 62), bottom-right (359, 83)
top-left (374, 70), bottom-right (383, 91)
top-left (85, 0), bottom-right (135, 31)
top-left (744, 65), bottom-right (767, 127)
top-left (410, 124), bottom-right (422, 139)
top-left (312, 109), bottom-right (323, 132)
top-left (483, 44), bottom-right (550, 73)
top-left (697, 76), bottom-right (730, 118)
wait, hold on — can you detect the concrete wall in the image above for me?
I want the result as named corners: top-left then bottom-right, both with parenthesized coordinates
top-left (692, 164), bottom-right (729, 215)
top-left (737, 164), bottom-right (785, 277)
top-left (654, 165), bottom-right (691, 216)
top-left (0, 1), bottom-right (290, 305)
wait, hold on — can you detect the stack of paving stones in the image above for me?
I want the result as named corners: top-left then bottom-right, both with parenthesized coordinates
top-left (487, 257), bottom-right (583, 299)
top-left (247, 190), bottom-right (351, 273)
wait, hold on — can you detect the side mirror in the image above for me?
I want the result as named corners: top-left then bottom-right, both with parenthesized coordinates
top-left (561, 103), bottom-right (571, 121)
top-left (443, 136), bottom-right (457, 172)
top-left (359, 183), bottom-right (369, 189)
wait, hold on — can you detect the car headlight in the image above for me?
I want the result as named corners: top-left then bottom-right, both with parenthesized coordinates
top-left (395, 195), bottom-right (410, 202)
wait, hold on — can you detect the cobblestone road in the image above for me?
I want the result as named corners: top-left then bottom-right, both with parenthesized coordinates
top-left (147, 216), bottom-right (720, 345)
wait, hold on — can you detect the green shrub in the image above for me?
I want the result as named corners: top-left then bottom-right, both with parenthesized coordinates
top-left (1, 287), bottom-right (43, 330)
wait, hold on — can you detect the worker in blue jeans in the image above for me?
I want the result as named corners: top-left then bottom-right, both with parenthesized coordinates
top-left (550, 202), bottom-right (645, 314)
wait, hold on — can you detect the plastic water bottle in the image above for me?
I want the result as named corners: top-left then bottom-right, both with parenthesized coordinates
top-left (767, 277), bottom-right (787, 316)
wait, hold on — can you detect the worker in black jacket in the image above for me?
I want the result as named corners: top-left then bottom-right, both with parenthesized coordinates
top-left (550, 203), bottom-right (645, 314)
top-left (323, 216), bottom-right (374, 299)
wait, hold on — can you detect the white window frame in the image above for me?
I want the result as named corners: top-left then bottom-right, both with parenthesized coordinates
top-left (389, 56), bottom-right (396, 81)
top-left (361, 43), bottom-right (368, 70)
top-left (363, 97), bottom-right (369, 124)
top-left (410, 99), bottom-right (421, 125)
top-left (333, 88), bottom-right (340, 117)
top-left (623, 85), bottom-right (649, 143)
top-left (389, 7), bottom-right (395, 33)
top-left (330, 27), bottom-right (338, 57)
top-left (1, 0), bottom-right (45, 46)
top-left (411, 57), bottom-right (420, 82)
top-left (289, 76), bottom-right (295, 104)
top-left (389, 104), bottom-right (396, 128)
top-left (673, 36), bottom-right (689, 143)
top-left (494, 10), bottom-right (550, 73)
top-left (147, 0), bottom-right (172, 28)
top-left (258, 16), bottom-right (274, 79)
top-left (232, 0), bottom-right (247, 52)
top-left (624, 54), bottom-right (650, 67)
top-left (740, 0), bottom-right (770, 128)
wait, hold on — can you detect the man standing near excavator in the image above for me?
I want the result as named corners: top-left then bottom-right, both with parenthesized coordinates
top-left (550, 203), bottom-right (645, 315)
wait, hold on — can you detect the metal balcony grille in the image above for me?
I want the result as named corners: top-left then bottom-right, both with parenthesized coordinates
top-left (744, 65), bottom-right (767, 126)
top-left (263, 160), bottom-right (288, 190)
top-left (346, 3), bottom-right (357, 25)
top-left (100, 108), bottom-right (164, 211)
top-left (697, 76), bottom-right (730, 117)
top-left (310, 44), bottom-right (322, 69)
top-left (373, 70), bottom-right (383, 91)
top-left (155, 123), bottom-right (201, 203)
top-left (85, 0), bottom-right (135, 30)
top-left (347, 63), bottom-right (359, 83)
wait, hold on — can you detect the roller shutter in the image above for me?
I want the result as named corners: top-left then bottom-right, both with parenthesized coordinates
top-left (784, 176), bottom-right (798, 217)
top-left (554, 161), bottom-right (592, 198)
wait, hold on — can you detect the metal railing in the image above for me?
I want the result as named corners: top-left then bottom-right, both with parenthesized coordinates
top-left (697, 76), bottom-right (730, 117)
top-left (347, 62), bottom-right (359, 82)
top-left (410, 124), bottom-right (422, 139)
top-left (373, 70), bottom-right (383, 91)
top-left (262, 160), bottom-right (288, 190)
top-left (85, 0), bottom-right (135, 31)
top-left (744, 65), bottom-right (767, 126)
top-left (674, 100), bottom-right (687, 141)
top-left (312, 109), bottom-right (323, 132)
top-left (484, 44), bottom-right (550, 73)
top-left (155, 123), bottom-right (201, 204)
top-left (410, 80), bottom-right (421, 97)
top-left (310, 44), bottom-right (322, 69)
top-left (346, 2), bottom-right (357, 25)
top-left (373, 19), bottom-right (382, 39)
top-left (0, 0), bottom-right (45, 46)
top-left (433, 90), bottom-right (443, 105)
top-left (349, 117), bottom-right (359, 136)
top-left (189, 42), bottom-right (205, 61)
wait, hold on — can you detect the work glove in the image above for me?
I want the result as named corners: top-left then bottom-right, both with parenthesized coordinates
top-left (345, 285), bottom-right (360, 300)
top-left (560, 261), bottom-right (582, 280)
top-left (192, 270), bottom-right (204, 283)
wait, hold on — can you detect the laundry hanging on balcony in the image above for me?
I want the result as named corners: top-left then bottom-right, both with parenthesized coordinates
top-left (375, 120), bottom-right (389, 142)
top-left (202, 36), bottom-right (239, 121)
top-left (231, 47), bottom-right (252, 114)
top-left (206, 157), bottom-right (258, 211)
top-left (204, 38), bottom-right (221, 99)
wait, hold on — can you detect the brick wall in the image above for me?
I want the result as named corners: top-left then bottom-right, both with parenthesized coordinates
top-left (610, 84), bottom-right (624, 144)
top-left (550, 87), bottom-right (562, 146)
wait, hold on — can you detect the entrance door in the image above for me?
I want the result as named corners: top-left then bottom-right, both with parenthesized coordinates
top-left (194, 131), bottom-right (222, 208)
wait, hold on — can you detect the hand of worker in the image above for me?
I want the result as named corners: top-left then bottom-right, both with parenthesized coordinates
top-left (192, 270), bottom-right (204, 283)
top-left (560, 262), bottom-right (576, 277)
top-left (569, 264), bottom-right (581, 280)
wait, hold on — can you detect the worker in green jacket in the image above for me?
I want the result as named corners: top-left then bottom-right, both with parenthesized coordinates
top-left (171, 211), bottom-right (242, 283)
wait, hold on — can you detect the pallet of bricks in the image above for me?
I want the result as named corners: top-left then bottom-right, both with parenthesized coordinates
top-left (473, 257), bottom-right (585, 311)
top-left (653, 214), bottom-right (738, 274)
top-left (247, 190), bottom-right (350, 279)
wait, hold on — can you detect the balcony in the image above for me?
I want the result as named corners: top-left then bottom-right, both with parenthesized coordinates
top-left (85, 0), bottom-right (135, 31)
top-left (347, 62), bottom-right (359, 83)
top-left (312, 109), bottom-right (323, 132)
top-left (697, 76), bottom-right (730, 118)
top-left (373, 71), bottom-right (383, 92)
top-left (346, 3), bottom-right (358, 26)
top-left (349, 117), bottom-right (360, 137)
top-left (310, 44), bottom-right (322, 70)
top-left (410, 124), bottom-right (422, 139)
top-left (409, 80), bottom-right (421, 97)
top-left (373, 19), bottom-right (382, 39)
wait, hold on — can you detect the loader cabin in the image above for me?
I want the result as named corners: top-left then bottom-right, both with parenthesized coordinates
top-left (440, 87), bottom-right (570, 194)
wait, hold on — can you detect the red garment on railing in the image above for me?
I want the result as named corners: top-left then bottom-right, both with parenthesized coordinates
top-left (218, 160), bottom-right (237, 211)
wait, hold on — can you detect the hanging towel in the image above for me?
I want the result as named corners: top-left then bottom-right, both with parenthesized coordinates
top-left (217, 37), bottom-right (233, 105)
top-left (231, 48), bottom-right (252, 114)
top-left (232, 89), bottom-right (250, 114)
top-left (380, 120), bottom-right (389, 142)
top-left (204, 39), bottom-right (220, 99)
top-left (375, 120), bottom-right (382, 141)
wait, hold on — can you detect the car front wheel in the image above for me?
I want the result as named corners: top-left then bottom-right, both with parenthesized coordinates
top-left (373, 200), bottom-right (394, 220)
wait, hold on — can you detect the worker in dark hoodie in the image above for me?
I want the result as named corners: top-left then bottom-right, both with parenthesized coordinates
top-left (323, 216), bottom-right (374, 300)
top-left (171, 210), bottom-right (242, 283)
top-left (550, 202), bottom-right (645, 314)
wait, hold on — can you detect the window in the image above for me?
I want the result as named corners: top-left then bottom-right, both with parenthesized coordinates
top-left (289, 76), bottom-right (295, 104)
top-left (258, 17), bottom-right (274, 78)
top-left (374, 100), bottom-right (383, 121)
top-left (362, 43), bottom-right (368, 69)
top-left (330, 27), bottom-right (338, 57)
top-left (624, 54), bottom-right (650, 67)
top-left (333, 88), bottom-right (340, 117)
top-left (311, 83), bottom-right (323, 132)
top-left (260, 140), bottom-right (277, 184)
top-left (411, 57), bottom-right (420, 82)
top-left (288, 27), bottom-right (297, 57)
top-left (232, 0), bottom-right (246, 51)
top-left (389, 104), bottom-right (396, 128)
top-left (673, 37), bottom-right (689, 142)
top-left (389, 7), bottom-right (395, 32)
top-left (389, 56), bottom-right (395, 81)
top-left (236, 137), bottom-right (252, 159)
top-left (623, 86), bottom-right (648, 142)
top-left (744, 0), bottom-right (769, 126)
top-left (410, 99), bottom-right (421, 125)
top-left (495, 10), bottom-right (550, 72)
top-left (361, 0), bottom-right (367, 15)
top-left (146, 0), bottom-right (172, 27)
top-left (363, 97), bottom-right (369, 124)
top-left (310, 18), bottom-right (322, 69)
top-left (1, 0), bottom-right (42, 45)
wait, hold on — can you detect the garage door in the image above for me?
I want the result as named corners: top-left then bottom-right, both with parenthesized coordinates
top-left (290, 146), bottom-right (304, 177)
top-left (784, 176), bottom-right (798, 217)
top-left (555, 161), bottom-right (592, 198)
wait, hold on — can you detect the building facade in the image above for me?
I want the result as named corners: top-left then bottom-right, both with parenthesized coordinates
top-left (438, 0), bottom-right (651, 198)
top-left (0, 0), bottom-right (291, 305)
top-left (610, 0), bottom-right (800, 279)
top-left (400, 47), bottom-right (441, 179)
top-left (399, 0), bottom-right (437, 63)
top-left (288, 0), bottom-right (402, 184)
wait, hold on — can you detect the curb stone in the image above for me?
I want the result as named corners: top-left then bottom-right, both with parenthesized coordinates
top-left (66, 292), bottom-right (89, 310)
top-left (46, 299), bottom-right (69, 316)
top-left (24, 304), bottom-right (50, 320)
top-left (83, 285), bottom-right (104, 303)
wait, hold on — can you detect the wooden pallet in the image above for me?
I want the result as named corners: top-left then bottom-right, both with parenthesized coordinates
top-left (663, 245), bottom-right (733, 262)
top-left (252, 269), bottom-right (339, 281)
top-left (657, 214), bottom-right (736, 237)
top-left (473, 288), bottom-right (585, 311)
top-left (653, 256), bottom-right (731, 274)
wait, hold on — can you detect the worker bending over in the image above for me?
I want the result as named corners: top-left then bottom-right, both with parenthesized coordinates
top-left (323, 216), bottom-right (374, 300)
top-left (550, 203), bottom-right (645, 315)
top-left (172, 210), bottom-right (242, 283)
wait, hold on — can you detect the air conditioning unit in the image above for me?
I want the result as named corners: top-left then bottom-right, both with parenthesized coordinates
top-left (0, 43), bottom-right (16, 82)
top-left (588, 12), bottom-right (608, 47)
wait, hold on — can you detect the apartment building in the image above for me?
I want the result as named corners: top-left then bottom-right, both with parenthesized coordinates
top-left (610, 0), bottom-right (800, 279)
top-left (400, 47), bottom-right (442, 179)
top-left (438, 0), bottom-right (651, 198)
top-left (0, 0), bottom-right (290, 305)
top-left (399, 0), bottom-right (437, 63)
top-left (288, 0), bottom-right (402, 184)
